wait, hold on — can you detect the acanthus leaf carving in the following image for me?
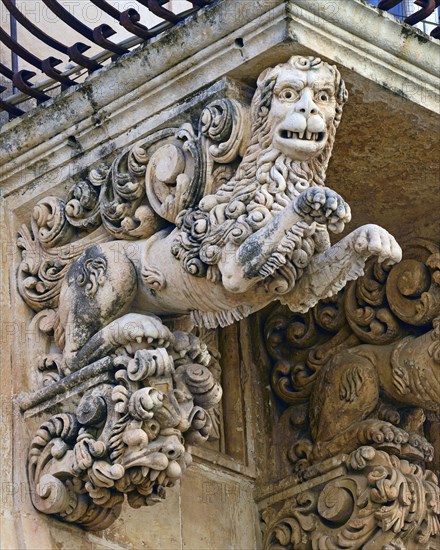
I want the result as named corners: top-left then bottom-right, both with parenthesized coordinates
top-left (65, 172), bottom-right (103, 230)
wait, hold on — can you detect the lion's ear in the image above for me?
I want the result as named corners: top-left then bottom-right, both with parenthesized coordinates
top-left (256, 67), bottom-right (274, 87)
top-left (337, 78), bottom-right (348, 105)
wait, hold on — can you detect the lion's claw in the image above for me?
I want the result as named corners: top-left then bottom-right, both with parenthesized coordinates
top-left (360, 421), bottom-right (409, 450)
top-left (294, 186), bottom-right (351, 233)
top-left (403, 433), bottom-right (434, 462)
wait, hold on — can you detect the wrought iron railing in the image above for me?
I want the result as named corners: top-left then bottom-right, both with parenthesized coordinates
top-left (0, 0), bottom-right (215, 119)
top-left (0, 0), bottom-right (438, 121)
top-left (376, 0), bottom-right (440, 35)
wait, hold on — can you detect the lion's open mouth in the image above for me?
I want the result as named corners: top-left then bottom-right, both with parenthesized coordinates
top-left (279, 130), bottom-right (325, 142)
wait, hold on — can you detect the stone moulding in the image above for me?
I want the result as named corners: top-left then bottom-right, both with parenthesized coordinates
top-left (1, 0), bottom-right (438, 194)
top-left (17, 55), bottom-right (405, 530)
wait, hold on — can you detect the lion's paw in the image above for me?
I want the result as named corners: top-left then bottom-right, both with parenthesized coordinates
top-left (402, 433), bottom-right (434, 462)
top-left (108, 314), bottom-right (174, 348)
top-left (352, 224), bottom-right (402, 265)
top-left (294, 187), bottom-right (351, 233)
top-left (359, 420), bottom-right (409, 454)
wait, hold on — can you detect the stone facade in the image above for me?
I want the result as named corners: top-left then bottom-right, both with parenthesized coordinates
top-left (1, 1), bottom-right (439, 548)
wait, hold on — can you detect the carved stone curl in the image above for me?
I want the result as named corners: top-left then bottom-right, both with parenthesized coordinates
top-left (23, 327), bottom-right (221, 530)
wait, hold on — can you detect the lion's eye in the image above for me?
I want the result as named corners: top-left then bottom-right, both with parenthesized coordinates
top-left (317, 91), bottom-right (330, 102)
top-left (280, 89), bottom-right (298, 101)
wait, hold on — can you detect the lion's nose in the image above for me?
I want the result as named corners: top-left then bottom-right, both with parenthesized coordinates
top-left (295, 89), bottom-right (319, 117)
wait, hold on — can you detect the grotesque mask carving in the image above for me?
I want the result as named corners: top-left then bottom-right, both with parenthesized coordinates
top-left (268, 57), bottom-right (343, 160)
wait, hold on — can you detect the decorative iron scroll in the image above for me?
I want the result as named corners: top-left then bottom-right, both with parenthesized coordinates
top-left (1, 0), bottom-right (439, 120)
top-left (0, 0), bottom-right (215, 118)
top-left (379, 0), bottom-right (440, 38)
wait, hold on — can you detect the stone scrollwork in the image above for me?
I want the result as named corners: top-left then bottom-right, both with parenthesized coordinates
top-left (17, 56), bottom-right (405, 530)
top-left (24, 327), bottom-right (221, 530)
top-left (261, 447), bottom-right (440, 550)
top-left (201, 98), bottom-right (249, 165)
top-left (262, 239), bottom-right (440, 548)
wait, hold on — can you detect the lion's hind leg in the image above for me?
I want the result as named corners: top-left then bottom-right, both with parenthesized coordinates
top-left (312, 419), bottom-right (413, 463)
top-left (64, 313), bottom-right (174, 373)
top-left (310, 349), bottom-right (380, 461)
top-left (310, 347), bottom-right (434, 463)
top-left (59, 243), bottom-right (138, 372)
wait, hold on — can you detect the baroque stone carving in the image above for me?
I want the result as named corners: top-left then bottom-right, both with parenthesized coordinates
top-left (261, 446), bottom-right (439, 549)
top-left (17, 56), bottom-right (402, 530)
top-left (262, 239), bottom-right (440, 548)
top-left (24, 330), bottom-right (221, 530)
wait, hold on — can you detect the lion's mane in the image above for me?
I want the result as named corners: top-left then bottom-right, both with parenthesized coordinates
top-left (172, 56), bottom-right (348, 279)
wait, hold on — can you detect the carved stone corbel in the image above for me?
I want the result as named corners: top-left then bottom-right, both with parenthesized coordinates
top-left (17, 56), bottom-right (407, 530)
top-left (21, 329), bottom-right (221, 530)
top-left (261, 239), bottom-right (440, 548)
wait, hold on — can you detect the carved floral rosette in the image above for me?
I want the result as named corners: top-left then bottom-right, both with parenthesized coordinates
top-left (24, 329), bottom-right (222, 530)
top-left (261, 446), bottom-right (440, 550)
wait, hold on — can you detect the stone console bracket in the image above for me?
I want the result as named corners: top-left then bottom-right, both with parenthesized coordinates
top-left (14, 52), bottom-right (429, 534)
top-left (20, 338), bottom-right (223, 530)
top-left (260, 238), bottom-right (440, 549)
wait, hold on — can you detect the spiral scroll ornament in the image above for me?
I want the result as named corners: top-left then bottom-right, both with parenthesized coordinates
top-left (24, 326), bottom-right (222, 530)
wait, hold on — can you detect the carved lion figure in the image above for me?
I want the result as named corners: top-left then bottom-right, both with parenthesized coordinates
top-left (310, 320), bottom-right (440, 463)
top-left (19, 56), bottom-right (402, 375)
top-left (266, 241), bottom-right (440, 472)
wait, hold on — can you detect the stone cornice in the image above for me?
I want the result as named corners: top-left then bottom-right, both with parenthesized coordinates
top-left (0, 0), bottom-right (287, 194)
top-left (288, 0), bottom-right (439, 111)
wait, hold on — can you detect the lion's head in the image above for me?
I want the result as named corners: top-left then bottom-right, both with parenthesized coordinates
top-left (173, 56), bottom-right (348, 278)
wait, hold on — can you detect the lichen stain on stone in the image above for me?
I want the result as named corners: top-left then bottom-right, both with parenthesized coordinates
top-left (400, 25), bottom-right (429, 44)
